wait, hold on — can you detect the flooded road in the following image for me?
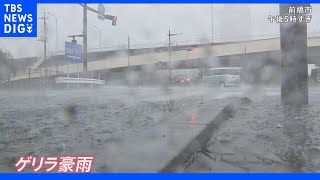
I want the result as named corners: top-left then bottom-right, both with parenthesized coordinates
top-left (185, 91), bottom-right (320, 172)
top-left (0, 86), bottom-right (253, 172)
top-left (2, 86), bottom-right (319, 172)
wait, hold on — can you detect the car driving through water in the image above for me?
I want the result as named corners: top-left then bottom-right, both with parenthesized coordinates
top-left (171, 75), bottom-right (192, 86)
top-left (203, 67), bottom-right (243, 88)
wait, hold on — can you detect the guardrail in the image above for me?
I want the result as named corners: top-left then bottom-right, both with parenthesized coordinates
top-left (55, 77), bottom-right (105, 85)
top-left (45, 37), bottom-right (214, 57)
top-left (18, 33), bottom-right (320, 59)
top-left (11, 68), bottom-right (63, 81)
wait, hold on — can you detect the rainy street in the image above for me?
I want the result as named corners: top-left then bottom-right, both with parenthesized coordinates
top-left (186, 92), bottom-right (320, 172)
top-left (1, 85), bottom-right (320, 172)
top-left (0, 86), bottom-right (275, 172)
top-left (1, 3), bottom-right (320, 173)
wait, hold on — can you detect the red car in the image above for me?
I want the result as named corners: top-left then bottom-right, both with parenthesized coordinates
top-left (171, 75), bottom-right (192, 86)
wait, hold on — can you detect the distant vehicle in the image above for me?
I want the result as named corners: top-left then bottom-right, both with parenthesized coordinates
top-left (309, 64), bottom-right (320, 84)
top-left (172, 75), bottom-right (192, 86)
top-left (186, 48), bottom-right (196, 52)
top-left (203, 67), bottom-right (243, 88)
top-left (311, 67), bottom-right (320, 84)
top-left (308, 64), bottom-right (318, 76)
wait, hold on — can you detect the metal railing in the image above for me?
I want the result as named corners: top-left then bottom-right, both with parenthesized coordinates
top-left (27, 55), bottom-right (45, 71)
top-left (55, 77), bottom-right (105, 85)
top-left (11, 68), bottom-right (63, 81)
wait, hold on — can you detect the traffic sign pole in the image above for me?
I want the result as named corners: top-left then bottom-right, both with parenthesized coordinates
top-left (78, 3), bottom-right (117, 73)
top-left (77, 64), bottom-right (80, 78)
top-left (77, 63), bottom-right (80, 88)
top-left (67, 62), bottom-right (69, 78)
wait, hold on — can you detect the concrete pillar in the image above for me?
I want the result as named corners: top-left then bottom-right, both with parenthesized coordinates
top-left (280, 4), bottom-right (309, 105)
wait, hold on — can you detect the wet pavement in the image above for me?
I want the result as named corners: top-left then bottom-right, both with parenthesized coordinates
top-left (0, 86), bottom-right (246, 172)
top-left (185, 93), bottom-right (320, 172)
top-left (3, 86), bottom-right (319, 172)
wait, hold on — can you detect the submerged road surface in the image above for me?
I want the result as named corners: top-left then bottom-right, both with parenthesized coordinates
top-left (0, 86), bottom-right (282, 172)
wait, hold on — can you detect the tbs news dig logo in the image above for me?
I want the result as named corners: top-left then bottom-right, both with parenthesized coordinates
top-left (1, 3), bottom-right (37, 37)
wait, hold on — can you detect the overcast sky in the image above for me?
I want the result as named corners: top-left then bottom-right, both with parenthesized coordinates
top-left (1, 4), bottom-right (320, 59)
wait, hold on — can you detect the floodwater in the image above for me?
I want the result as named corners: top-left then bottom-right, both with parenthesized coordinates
top-left (0, 86), bottom-right (248, 172)
top-left (3, 86), bottom-right (318, 172)
top-left (185, 93), bottom-right (320, 172)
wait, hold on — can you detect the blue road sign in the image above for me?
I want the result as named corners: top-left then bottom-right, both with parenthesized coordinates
top-left (64, 41), bottom-right (83, 63)
top-left (98, 4), bottom-right (105, 20)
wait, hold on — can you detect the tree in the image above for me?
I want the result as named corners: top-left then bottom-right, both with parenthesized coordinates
top-left (0, 49), bottom-right (15, 81)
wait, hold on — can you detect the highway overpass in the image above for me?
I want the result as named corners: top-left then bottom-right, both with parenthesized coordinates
top-left (9, 36), bottom-right (320, 81)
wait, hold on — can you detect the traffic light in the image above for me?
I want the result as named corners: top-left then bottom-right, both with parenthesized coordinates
top-left (112, 16), bottom-right (117, 26)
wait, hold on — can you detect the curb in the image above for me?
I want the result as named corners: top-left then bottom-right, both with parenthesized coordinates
top-left (160, 97), bottom-right (252, 172)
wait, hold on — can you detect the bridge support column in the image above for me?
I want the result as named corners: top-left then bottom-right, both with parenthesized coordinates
top-left (280, 4), bottom-right (309, 105)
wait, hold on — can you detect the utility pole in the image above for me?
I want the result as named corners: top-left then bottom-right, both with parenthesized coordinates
top-left (39, 12), bottom-right (48, 62)
top-left (280, 4), bottom-right (309, 105)
top-left (127, 36), bottom-right (131, 87)
top-left (128, 36), bottom-right (130, 67)
top-left (39, 12), bottom-right (48, 87)
top-left (83, 4), bottom-right (88, 72)
top-left (168, 30), bottom-right (183, 83)
top-left (78, 3), bottom-right (117, 73)
top-left (44, 12), bottom-right (47, 64)
top-left (43, 12), bottom-right (48, 88)
top-left (210, 4), bottom-right (214, 43)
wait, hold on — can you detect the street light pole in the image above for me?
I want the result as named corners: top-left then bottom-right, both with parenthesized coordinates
top-left (46, 12), bottom-right (58, 51)
top-left (94, 26), bottom-right (102, 51)
top-left (128, 36), bottom-right (130, 67)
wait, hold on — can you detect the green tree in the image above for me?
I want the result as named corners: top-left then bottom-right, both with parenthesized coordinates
top-left (0, 49), bottom-right (15, 81)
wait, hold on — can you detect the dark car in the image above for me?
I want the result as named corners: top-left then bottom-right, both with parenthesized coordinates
top-left (171, 75), bottom-right (192, 86)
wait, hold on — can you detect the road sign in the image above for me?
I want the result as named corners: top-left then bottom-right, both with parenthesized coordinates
top-left (65, 41), bottom-right (83, 63)
top-left (98, 4), bottom-right (105, 21)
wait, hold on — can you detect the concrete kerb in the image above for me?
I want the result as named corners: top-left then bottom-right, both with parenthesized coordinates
top-left (160, 97), bottom-right (253, 172)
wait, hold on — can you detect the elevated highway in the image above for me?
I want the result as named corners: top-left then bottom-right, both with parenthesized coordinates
top-left (10, 36), bottom-right (320, 81)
